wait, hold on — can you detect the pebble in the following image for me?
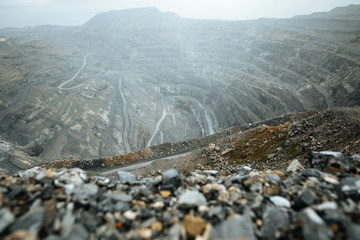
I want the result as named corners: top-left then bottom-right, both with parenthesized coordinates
top-left (178, 190), bottom-right (207, 208)
top-left (5, 230), bottom-right (38, 240)
top-left (203, 170), bottom-right (219, 176)
top-left (264, 173), bottom-right (281, 185)
top-left (221, 148), bottom-right (233, 156)
top-left (106, 191), bottom-right (132, 202)
top-left (151, 221), bottom-right (163, 232)
top-left (151, 201), bottom-right (165, 209)
top-left (210, 212), bottom-right (255, 240)
top-left (117, 171), bottom-right (137, 184)
top-left (10, 207), bottom-right (44, 233)
top-left (293, 188), bottom-right (317, 210)
top-left (261, 205), bottom-right (289, 240)
top-left (183, 214), bottom-right (206, 239)
top-left (161, 169), bottom-right (182, 191)
top-left (347, 224), bottom-right (360, 240)
top-left (287, 159), bottom-right (305, 173)
top-left (316, 201), bottom-right (338, 211)
top-left (0, 208), bottom-right (14, 232)
top-left (302, 208), bottom-right (334, 240)
top-left (323, 175), bottom-right (339, 185)
top-left (159, 190), bottom-right (171, 198)
top-left (270, 196), bottom-right (291, 208)
top-left (124, 210), bottom-right (138, 221)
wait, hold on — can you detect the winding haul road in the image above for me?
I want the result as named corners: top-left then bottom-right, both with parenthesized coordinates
top-left (57, 53), bottom-right (92, 90)
top-left (119, 72), bottom-right (131, 153)
top-left (146, 100), bottom-right (167, 147)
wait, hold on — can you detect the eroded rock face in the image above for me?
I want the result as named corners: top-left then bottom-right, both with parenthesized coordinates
top-left (1, 6), bottom-right (360, 169)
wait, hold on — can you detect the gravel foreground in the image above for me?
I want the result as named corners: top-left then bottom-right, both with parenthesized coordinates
top-left (1, 151), bottom-right (360, 240)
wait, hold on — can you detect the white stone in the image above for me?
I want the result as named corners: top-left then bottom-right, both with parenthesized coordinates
top-left (287, 159), bottom-right (305, 173)
top-left (124, 210), bottom-right (137, 221)
top-left (303, 208), bottom-right (323, 224)
top-left (316, 202), bottom-right (338, 211)
top-left (323, 175), bottom-right (339, 185)
top-left (270, 196), bottom-right (291, 208)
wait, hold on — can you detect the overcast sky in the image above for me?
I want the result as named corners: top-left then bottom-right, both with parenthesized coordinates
top-left (1, 0), bottom-right (360, 28)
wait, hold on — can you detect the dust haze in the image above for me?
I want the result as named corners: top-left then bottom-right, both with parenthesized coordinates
top-left (1, 0), bottom-right (360, 27)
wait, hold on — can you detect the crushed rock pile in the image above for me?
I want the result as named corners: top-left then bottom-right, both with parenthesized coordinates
top-left (0, 151), bottom-right (360, 240)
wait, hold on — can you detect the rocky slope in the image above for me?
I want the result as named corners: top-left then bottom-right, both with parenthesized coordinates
top-left (0, 5), bottom-right (360, 168)
top-left (0, 138), bottom-right (359, 239)
top-left (1, 107), bottom-right (360, 240)
top-left (28, 106), bottom-right (360, 178)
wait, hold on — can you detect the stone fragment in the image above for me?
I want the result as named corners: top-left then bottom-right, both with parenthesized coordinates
top-left (80, 211), bottom-right (100, 232)
top-left (221, 148), bottom-right (233, 156)
top-left (137, 228), bottom-right (152, 239)
top-left (44, 199), bottom-right (57, 231)
top-left (340, 177), bottom-right (360, 198)
top-left (270, 196), bottom-right (291, 208)
top-left (178, 190), bottom-right (207, 208)
top-left (0, 168), bottom-right (9, 177)
top-left (117, 171), bottom-right (137, 184)
top-left (301, 208), bottom-right (333, 240)
top-left (316, 201), bottom-right (338, 211)
top-left (151, 201), bottom-right (165, 209)
top-left (183, 214), bottom-right (206, 239)
top-left (264, 174), bottom-right (281, 185)
top-left (237, 166), bottom-right (252, 176)
top-left (159, 190), bottom-right (171, 198)
top-left (65, 224), bottom-right (89, 240)
top-left (131, 185), bottom-right (152, 198)
top-left (0, 208), bottom-right (15, 232)
top-left (202, 183), bottom-right (226, 194)
top-left (293, 188), bottom-right (317, 210)
top-left (264, 185), bottom-right (282, 196)
top-left (198, 205), bottom-right (209, 214)
top-left (72, 183), bottom-right (98, 200)
top-left (151, 221), bottom-right (163, 232)
top-left (168, 223), bottom-right (187, 240)
top-left (351, 154), bottom-right (360, 161)
top-left (244, 176), bottom-right (264, 188)
top-left (5, 230), bottom-right (38, 240)
top-left (308, 151), bottom-right (343, 170)
top-left (203, 170), bottom-right (219, 176)
top-left (10, 207), bottom-right (44, 233)
top-left (347, 224), bottom-right (360, 240)
top-left (287, 159), bottom-right (305, 173)
top-left (218, 190), bottom-right (230, 202)
top-left (231, 174), bottom-right (247, 183)
top-left (321, 209), bottom-right (347, 224)
top-left (209, 206), bottom-right (226, 222)
top-left (261, 205), bottom-right (290, 240)
top-left (161, 169), bottom-right (182, 191)
top-left (114, 201), bottom-right (130, 212)
top-left (107, 191), bottom-right (132, 202)
top-left (210, 212), bottom-right (255, 240)
top-left (323, 175), bottom-right (339, 185)
top-left (61, 203), bottom-right (75, 238)
top-left (43, 235), bottom-right (61, 240)
top-left (124, 210), bottom-right (138, 221)
top-left (302, 168), bottom-right (323, 179)
top-left (8, 185), bottom-right (26, 199)
top-left (207, 144), bottom-right (216, 152)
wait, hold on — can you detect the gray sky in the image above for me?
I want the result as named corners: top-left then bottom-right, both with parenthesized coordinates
top-left (1, 0), bottom-right (360, 28)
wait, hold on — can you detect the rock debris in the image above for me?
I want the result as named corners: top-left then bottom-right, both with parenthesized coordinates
top-left (1, 151), bottom-right (360, 239)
